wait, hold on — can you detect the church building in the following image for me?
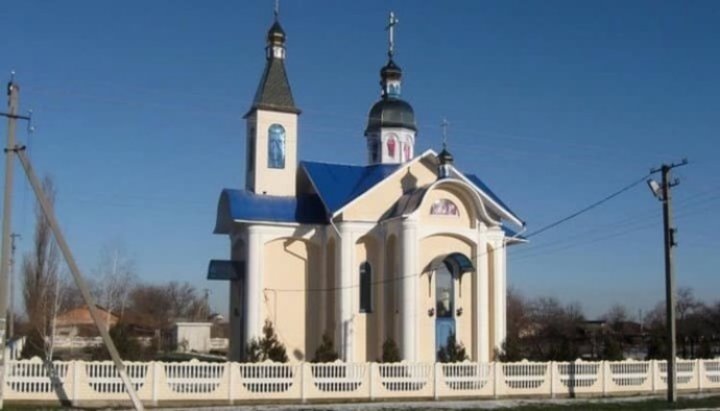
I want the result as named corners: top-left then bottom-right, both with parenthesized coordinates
top-left (209, 12), bottom-right (525, 363)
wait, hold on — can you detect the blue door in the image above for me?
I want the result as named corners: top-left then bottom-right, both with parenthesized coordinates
top-left (435, 262), bottom-right (456, 360)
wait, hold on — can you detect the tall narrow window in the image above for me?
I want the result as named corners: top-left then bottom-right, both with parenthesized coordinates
top-left (386, 137), bottom-right (397, 159)
top-left (268, 124), bottom-right (286, 169)
top-left (247, 127), bottom-right (256, 172)
top-left (359, 262), bottom-right (372, 313)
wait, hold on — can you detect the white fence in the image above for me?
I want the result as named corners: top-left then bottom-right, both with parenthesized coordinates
top-left (3, 358), bottom-right (719, 406)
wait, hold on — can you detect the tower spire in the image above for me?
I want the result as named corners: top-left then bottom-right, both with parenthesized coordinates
top-left (274, 0), bottom-right (279, 20)
top-left (386, 11), bottom-right (399, 58)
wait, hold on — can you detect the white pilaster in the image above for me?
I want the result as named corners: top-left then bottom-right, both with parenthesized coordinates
top-left (492, 238), bottom-right (506, 354)
top-left (336, 223), bottom-right (355, 362)
top-left (245, 226), bottom-right (264, 344)
top-left (400, 218), bottom-right (419, 361)
top-left (475, 229), bottom-right (490, 362)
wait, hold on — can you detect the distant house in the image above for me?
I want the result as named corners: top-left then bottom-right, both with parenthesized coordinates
top-left (55, 305), bottom-right (119, 338)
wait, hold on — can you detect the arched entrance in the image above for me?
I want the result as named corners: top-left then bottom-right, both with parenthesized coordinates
top-left (434, 253), bottom-right (474, 360)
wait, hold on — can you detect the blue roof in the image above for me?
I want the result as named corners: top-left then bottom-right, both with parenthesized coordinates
top-left (464, 173), bottom-right (521, 223)
top-left (215, 189), bottom-right (326, 232)
top-left (301, 161), bottom-right (399, 214)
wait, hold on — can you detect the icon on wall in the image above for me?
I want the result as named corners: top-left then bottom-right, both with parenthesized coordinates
top-left (268, 124), bottom-right (286, 169)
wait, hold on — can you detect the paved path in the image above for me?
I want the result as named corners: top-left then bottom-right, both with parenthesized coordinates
top-left (158, 393), bottom-right (720, 411)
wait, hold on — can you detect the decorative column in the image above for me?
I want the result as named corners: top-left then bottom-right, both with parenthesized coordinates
top-left (245, 226), bottom-right (264, 345)
top-left (492, 238), bottom-right (506, 354)
top-left (400, 218), bottom-right (418, 361)
top-left (475, 228), bottom-right (490, 362)
top-left (336, 223), bottom-right (355, 362)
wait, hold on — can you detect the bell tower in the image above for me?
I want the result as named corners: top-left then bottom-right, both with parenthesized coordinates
top-left (364, 12), bottom-right (417, 165)
top-left (244, 9), bottom-right (301, 196)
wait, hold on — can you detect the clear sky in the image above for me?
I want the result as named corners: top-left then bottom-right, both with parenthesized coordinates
top-left (1, 1), bottom-right (718, 319)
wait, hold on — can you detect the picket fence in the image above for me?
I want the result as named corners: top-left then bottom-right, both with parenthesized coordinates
top-left (3, 358), bottom-right (720, 406)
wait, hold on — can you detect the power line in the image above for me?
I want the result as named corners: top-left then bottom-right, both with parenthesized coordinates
top-left (523, 175), bottom-right (652, 239)
top-left (512, 187), bottom-right (720, 257)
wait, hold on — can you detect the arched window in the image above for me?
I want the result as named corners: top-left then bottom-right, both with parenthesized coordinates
top-left (359, 262), bottom-right (372, 313)
top-left (268, 124), bottom-right (286, 169)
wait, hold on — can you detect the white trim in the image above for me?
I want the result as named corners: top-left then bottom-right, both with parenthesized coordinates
top-left (330, 149), bottom-right (437, 219)
top-left (451, 167), bottom-right (524, 228)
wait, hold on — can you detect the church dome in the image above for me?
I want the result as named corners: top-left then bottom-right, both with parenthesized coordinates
top-left (438, 147), bottom-right (454, 165)
top-left (365, 98), bottom-right (417, 135)
top-left (267, 20), bottom-right (286, 44)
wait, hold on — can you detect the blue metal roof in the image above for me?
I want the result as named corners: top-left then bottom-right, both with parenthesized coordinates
top-left (464, 173), bottom-right (521, 223)
top-left (301, 161), bottom-right (399, 214)
top-left (215, 189), bottom-right (326, 232)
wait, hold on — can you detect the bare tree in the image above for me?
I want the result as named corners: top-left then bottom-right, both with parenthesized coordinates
top-left (92, 241), bottom-right (136, 330)
top-left (20, 177), bottom-right (65, 360)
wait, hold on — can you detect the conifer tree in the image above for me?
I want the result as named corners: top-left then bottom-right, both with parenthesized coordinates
top-left (245, 320), bottom-right (288, 363)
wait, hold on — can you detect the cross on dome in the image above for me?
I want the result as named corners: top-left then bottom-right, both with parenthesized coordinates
top-left (386, 12), bottom-right (399, 58)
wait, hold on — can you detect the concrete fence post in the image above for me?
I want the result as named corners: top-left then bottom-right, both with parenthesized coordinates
top-left (433, 362), bottom-right (439, 400)
top-left (493, 362), bottom-right (501, 398)
top-left (367, 362), bottom-right (374, 401)
top-left (650, 359), bottom-right (657, 393)
top-left (369, 362), bottom-right (377, 401)
top-left (151, 361), bottom-right (160, 406)
top-left (601, 361), bottom-right (607, 397)
top-left (549, 361), bottom-right (556, 398)
top-left (71, 360), bottom-right (79, 405)
top-left (227, 362), bottom-right (234, 405)
top-left (300, 362), bottom-right (308, 403)
top-left (696, 359), bottom-right (702, 392)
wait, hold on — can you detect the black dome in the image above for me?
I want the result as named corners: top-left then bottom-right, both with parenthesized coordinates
top-left (364, 98), bottom-right (417, 135)
top-left (438, 147), bottom-right (454, 164)
top-left (267, 21), bottom-right (286, 43)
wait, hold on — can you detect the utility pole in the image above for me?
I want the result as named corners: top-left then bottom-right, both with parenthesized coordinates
top-left (0, 75), bottom-right (143, 410)
top-left (647, 158), bottom-right (688, 403)
top-left (0, 74), bottom-right (29, 410)
top-left (8, 233), bottom-right (20, 339)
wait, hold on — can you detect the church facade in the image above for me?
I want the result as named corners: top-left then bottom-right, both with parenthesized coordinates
top-left (209, 13), bottom-right (525, 364)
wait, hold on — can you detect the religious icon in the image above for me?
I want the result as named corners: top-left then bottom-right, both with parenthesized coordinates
top-left (268, 124), bottom-right (286, 169)
top-left (430, 199), bottom-right (460, 216)
top-left (386, 136), bottom-right (397, 158)
top-left (387, 81), bottom-right (401, 98)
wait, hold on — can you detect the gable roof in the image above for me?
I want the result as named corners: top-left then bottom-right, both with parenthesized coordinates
top-left (245, 58), bottom-right (300, 117)
top-left (214, 189), bottom-right (326, 234)
top-left (300, 161), bottom-right (399, 214)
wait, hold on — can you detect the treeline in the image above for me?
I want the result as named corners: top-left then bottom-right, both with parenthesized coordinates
top-left (501, 287), bottom-right (720, 362)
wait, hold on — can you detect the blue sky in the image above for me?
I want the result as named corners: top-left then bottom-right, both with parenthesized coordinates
top-left (1, 1), bottom-right (718, 319)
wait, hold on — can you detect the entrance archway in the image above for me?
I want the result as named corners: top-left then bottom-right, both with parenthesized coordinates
top-left (434, 253), bottom-right (474, 360)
